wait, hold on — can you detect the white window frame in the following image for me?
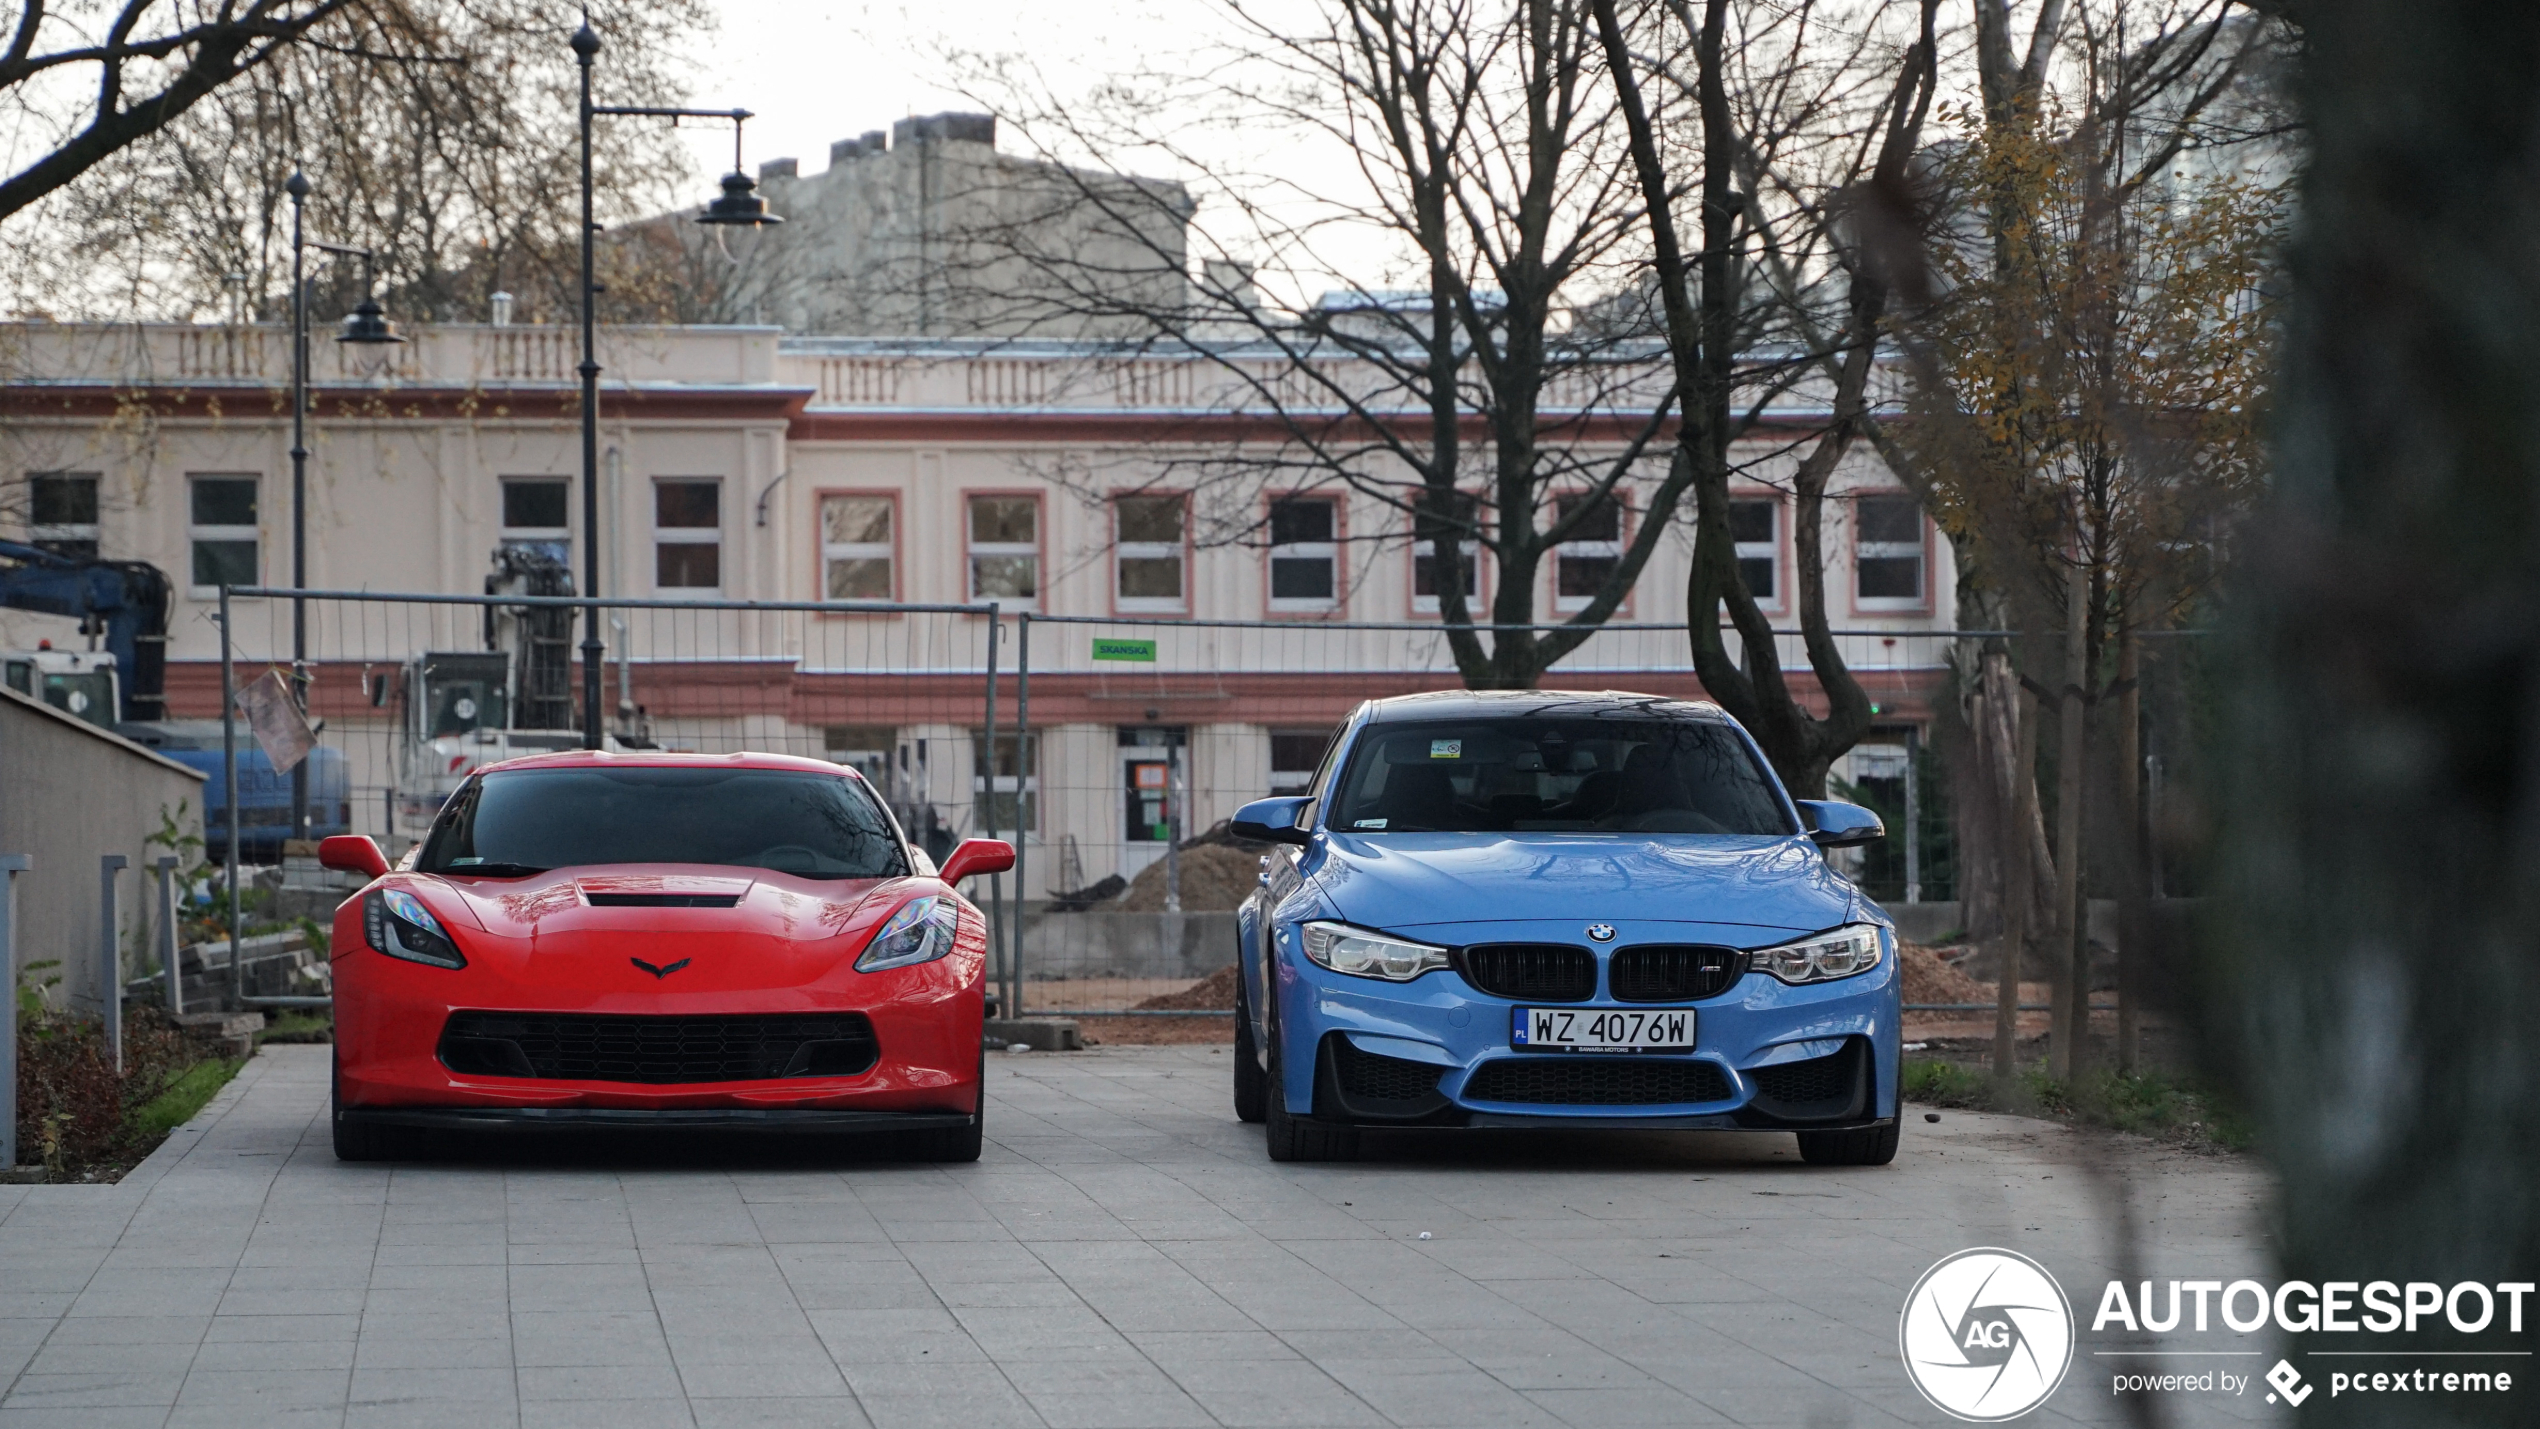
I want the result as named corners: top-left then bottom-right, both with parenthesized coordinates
top-left (652, 477), bottom-right (724, 595)
top-left (819, 494), bottom-right (896, 602)
top-left (1267, 496), bottom-right (1339, 613)
top-left (1552, 492), bottom-right (1623, 614)
top-left (499, 476), bottom-right (571, 559)
top-left (27, 471), bottom-right (100, 558)
top-left (966, 495), bottom-right (1040, 609)
top-left (1853, 493), bottom-right (1927, 609)
top-left (186, 473), bottom-right (260, 595)
top-left (1729, 495), bottom-right (1781, 609)
top-left (1113, 493), bottom-right (1188, 614)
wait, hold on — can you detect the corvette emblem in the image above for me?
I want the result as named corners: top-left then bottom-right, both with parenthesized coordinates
top-left (630, 957), bottom-right (691, 979)
top-left (1585, 924), bottom-right (1617, 942)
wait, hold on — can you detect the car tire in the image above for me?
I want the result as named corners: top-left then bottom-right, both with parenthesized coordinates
top-left (909, 1045), bottom-right (987, 1163)
top-left (1797, 1120), bottom-right (1900, 1166)
top-left (1262, 1020), bottom-right (1357, 1163)
top-left (1233, 972), bottom-right (1268, 1124)
top-left (331, 1059), bottom-right (417, 1163)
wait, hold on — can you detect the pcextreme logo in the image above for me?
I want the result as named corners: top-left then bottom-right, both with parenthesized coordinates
top-left (1899, 1248), bottom-right (2077, 1422)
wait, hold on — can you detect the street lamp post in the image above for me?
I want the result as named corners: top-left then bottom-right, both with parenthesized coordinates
top-left (283, 172), bottom-right (401, 842)
top-left (571, 17), bottom-right (781, 749)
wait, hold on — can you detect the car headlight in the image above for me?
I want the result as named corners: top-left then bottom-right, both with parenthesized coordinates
top-left (856, 896), bottom-right (961, 972)
top-left (1298, 920), bottom-right (1450, 982)
top-left (363, 888), bottom-right (465, 969)
top-left (1748, 923), bottom-right (1884, 985)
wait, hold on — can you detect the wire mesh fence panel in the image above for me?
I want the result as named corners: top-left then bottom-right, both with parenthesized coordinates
top-left (1007, 616), bottom-right (1975, 1013)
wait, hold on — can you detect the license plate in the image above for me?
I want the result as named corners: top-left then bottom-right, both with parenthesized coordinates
top-left (1511, 1006), bottom-right (1695, 1053)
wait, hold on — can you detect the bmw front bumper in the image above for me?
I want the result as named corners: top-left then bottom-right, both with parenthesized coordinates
top-left (1269, 919), bottom-right (1900, 1131)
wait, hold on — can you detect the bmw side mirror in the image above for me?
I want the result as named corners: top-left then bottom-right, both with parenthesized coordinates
top-left (318, 834), bottom-right (391, 880)
top-left (1231, 796), bottom-right (1314, 847)
top-left (1796, 800), bottom-right (1884, 848)
top-left (938, 838), bottom-right (1015, 885)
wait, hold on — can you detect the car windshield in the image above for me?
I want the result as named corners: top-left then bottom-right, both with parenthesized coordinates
top-left (417, 767), bottom-right (910, 879)
top-left (1327, 716), bottom-right (1794, 836)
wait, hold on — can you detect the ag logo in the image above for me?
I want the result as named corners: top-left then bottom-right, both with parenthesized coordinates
top-left (1899, 1247), bottom-right (2074, 1421)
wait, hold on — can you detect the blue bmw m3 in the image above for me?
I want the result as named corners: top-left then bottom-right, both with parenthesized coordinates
top-left (1228, 690), bottom-right (1900, 1165)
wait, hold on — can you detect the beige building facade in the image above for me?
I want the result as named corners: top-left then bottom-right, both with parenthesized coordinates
top-left (0, 321), bottom-right (1957, 894)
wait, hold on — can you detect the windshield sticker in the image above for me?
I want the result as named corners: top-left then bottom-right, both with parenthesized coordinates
top-left (1355, 818), bottom-right (1389, 829)
top-left (1429, 739), bottom-right (1462, 759)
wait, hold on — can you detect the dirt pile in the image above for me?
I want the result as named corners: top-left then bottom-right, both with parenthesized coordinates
top-left (1135, 964), bottom-right (1240, 1011)
top-left (1113, 843), bottom-right (1261, 912)
top-left (1900, 941), bottom-right (1992, 1007)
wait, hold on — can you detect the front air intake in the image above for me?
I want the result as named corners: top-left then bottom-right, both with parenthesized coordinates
top-left (438, 1011), bottom-right (876, 1084)
top-left (584, 893), bottom-right (743, 909)
top-left (1457, 944), bottom-right (1597, 1002)
top-left (1608, 945), bottom-right (1741, 1002)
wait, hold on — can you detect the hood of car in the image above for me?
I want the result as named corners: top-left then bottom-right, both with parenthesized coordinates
top-left (1305, 832), bottom-right (1862, 939)
top-left (414, 865), bottom-right (908, 953)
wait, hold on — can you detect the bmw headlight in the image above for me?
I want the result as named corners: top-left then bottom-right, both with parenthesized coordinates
top-left (363, 888), bottom-right (465, 969)
top-left (1297, 921), bottom-right (1450, 982)
top-left (856, 896), bottom-right (961, 972)
top-left (1748, 924), bottom-right (1884, 985)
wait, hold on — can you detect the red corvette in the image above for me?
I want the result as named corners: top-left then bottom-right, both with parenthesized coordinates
top-left (315, 750), bottom-right (1013, 1163)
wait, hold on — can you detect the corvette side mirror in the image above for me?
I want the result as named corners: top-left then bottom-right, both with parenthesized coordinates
top-left (938, 838), bottom-right (1015, 885)
top-left (317, 834), bottom-right (390, 880)
top-left (1796, 800), bottom-right (1885, 848)
top-left (1231, 796), bottom-right (1313, 847)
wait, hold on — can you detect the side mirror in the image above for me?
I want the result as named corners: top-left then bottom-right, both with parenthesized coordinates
top-left (317, 834), bottom-right (391, 880)
top-left (1795, 800), bottom-right (1885, 849)
top-left (938, 838), bottom-right (1016, 886)
top-left (1230, 796), bottom-right (1314, 847)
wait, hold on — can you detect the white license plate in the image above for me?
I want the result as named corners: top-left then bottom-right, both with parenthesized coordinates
top-left (1511, 1006), bottom-right (1695, 1052)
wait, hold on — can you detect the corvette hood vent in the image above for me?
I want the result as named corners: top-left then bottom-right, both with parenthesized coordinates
top-left (584, 892), bottom-right (742, 909)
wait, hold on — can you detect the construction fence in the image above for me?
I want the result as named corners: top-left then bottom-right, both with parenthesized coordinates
top-left (197, 592), bottom-right (1989, 1017)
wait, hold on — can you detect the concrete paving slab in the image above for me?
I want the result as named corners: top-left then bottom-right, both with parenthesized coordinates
top-left (0, 1043), bottom-right (2278, 1427)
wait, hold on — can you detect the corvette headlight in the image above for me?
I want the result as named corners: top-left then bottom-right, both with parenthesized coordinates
top-left (856, 896), bottom-right (961, 972)
top-left (1298, 921), bottom-right (1450, 982)
top-left (363, 888), bottom-right (465, 969)
top-left (1748, 924), bottom-right (1884, 985)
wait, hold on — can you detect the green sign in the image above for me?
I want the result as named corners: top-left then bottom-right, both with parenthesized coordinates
top-left (1093, 637), bottom-right (1158, 662)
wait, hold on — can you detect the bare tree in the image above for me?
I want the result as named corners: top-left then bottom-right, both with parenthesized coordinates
top-left (2, 0), bottom-right (711, 325)
top-left (948, 0), bottom-right (1713, 690)
top-left (1591, 0), bottom-right (1941, 796)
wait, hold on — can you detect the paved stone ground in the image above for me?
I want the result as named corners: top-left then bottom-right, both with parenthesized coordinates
top-left (0, 1044), bottom-right (2278, 1428)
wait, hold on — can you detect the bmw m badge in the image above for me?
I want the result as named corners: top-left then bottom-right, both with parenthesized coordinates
top-left (1585, 924), bottom-right (1617, 942)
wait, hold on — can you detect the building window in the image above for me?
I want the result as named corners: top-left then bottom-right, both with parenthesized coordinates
top-left (1269, 729), bottom-right (1333, 795)
top-left (1413, 492), bottom-right (1480, 613)
top-left (28, 472), bottom-right (99, 559)
top-left (1114, 493), bottom-right (1186, 611)
top-left (967, 495), bottom-right (1038, 605)
top-left (501, 477), bottom-right (570, 563)
top-left (1268, 497), bottom-right (1338, 611)
top-left (821, 495), bottom-right (895, 601)
top-left (971, 728), bottom-right (1038, 834)
top-left (1553, 491), bottom-right (1622, 611)
top-left (824, 724), bottom-right (897, 796)
top-left (1730, 496), bottom-right (1779, 604)
top-left (1855, 494), bottom-right (1926, 604)
top-left (188, 475), bottom-right (259, 590)
top-left (654, 479), bottom-right (722, 590)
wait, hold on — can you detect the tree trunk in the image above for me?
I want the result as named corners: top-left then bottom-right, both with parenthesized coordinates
top-left (2114, 630), bottom-right (2145, 1075)
top-left (2217, 1), bottom-right (2540, 1398)
top-left (1992, 656), bottom-right (2034, 1082)
top-left (2051, 564), bottom-right (2089, 1079)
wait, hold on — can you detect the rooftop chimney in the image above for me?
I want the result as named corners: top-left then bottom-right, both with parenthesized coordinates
top-left (890, 112), bottom-right (996, 149)
top-left (758, 157), bottom-right (798, 182)
top-left (829, 130), bottom-right (891, 166)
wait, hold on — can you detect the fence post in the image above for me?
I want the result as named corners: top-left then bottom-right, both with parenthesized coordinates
top-left (1012, 611), bottom-right (1030, 1020)
top-left (220, 588), bottom-right (244, 1012)
top-left (154, 855), bottom-right (182, 1016)
top-left (0, 854), bottom-right (29, 1170)
top-left (1903, 728), bottom-right (1922, 904)
top-left (980, 603), bottom-right (1003, 1017)
top-left (99, 855), bottom-right (128, 1074)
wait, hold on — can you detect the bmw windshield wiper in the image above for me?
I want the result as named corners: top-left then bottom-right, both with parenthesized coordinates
top-left (432, 862), bottom-right (548, 879)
